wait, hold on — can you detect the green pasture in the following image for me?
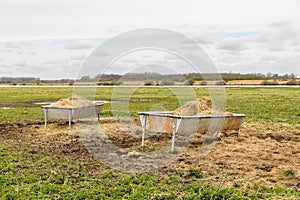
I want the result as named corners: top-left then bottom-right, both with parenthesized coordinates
top-left (0, 86), bottom-right (299, 199)
top-left (0, 87), bottom-right (299, 126)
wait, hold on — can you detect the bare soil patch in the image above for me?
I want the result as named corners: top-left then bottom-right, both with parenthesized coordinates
top-left (0, 100), bottom-right (53, 107)
top-left (0, 98), bottom-right (160, 108)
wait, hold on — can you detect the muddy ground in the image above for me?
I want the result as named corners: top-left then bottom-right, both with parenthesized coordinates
top-left (0, 119), bottom-right (299, 190)
top-left (0, 98), bottom-right (160, 108)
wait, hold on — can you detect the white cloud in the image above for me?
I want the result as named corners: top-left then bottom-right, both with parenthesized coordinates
top-left (121, 58), bottom-right (137, 64)
top-left (70, 54), bottom-right (87, 61)
top-left (44, 59), bottom-right (67, 65)
top-left (91, 51), bottom-right (111, 57)
top-left (0, 0), bottom-right (299, 42)
top-left (0, 0), bottom-right (299, 78)
top-left (163, 54), bottom-right (179, 61)
top-left (13, 60), bottom-right (27, 67)
top-left (261, 55), bottom-right (278, 61)
top-left (269, 19), bottom-right (292, 28)
top-left (1, 42), bottom-right (19, 48)
top-left (192, 33), bottom-right (214, 44)
top-left (27, 52), bottom-right (37, 56)
top-left (254, 20), bottom-right (299, 45)
top-left (216, 37), bottom-right (249, 51)
top-left (268, 43), bottom-right (285, 52)
top-left (64, 41), bottom-right (96, 50)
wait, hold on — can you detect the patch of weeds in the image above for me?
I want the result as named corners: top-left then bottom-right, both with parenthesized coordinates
top-left (252, 182), bottom-right (299, 198)
top-left (230, 172), bottom-right (245, 176)
top-left (140, 143), bottom-right (162, 152)
top-left (165, 175), bottom-right (182, 185)
top-left (187, 168), bottom-right (203, 179)
top-left (233, 181), bottom-right (242, 188)
top-left (171, 149), bottom-right (180, 154)
top-left (283, 169), bottom-right (296, 178)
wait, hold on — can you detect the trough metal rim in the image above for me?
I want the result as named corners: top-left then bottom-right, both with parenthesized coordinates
top-left (138, 111), bottom-right (246, 119)
top-left (41, 103), bottom-right (104, 110)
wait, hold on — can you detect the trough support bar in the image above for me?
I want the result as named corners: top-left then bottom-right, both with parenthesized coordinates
top-left (141, 115), bottom-right (147, 149)
top-left (68, 109), bottom-right (73, 131)
top-left (171, 118), bottom-right (178, 152)
top-left (44, 108), bottom-right (48, 129)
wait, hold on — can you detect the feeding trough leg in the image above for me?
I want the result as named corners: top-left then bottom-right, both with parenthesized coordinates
top-left (44, 108), bottom-right (48, 129)
top-left (68, 109), bottom-right (72, 131)
top-left (141, 115), bottom-right (147, 149)
top-left (171, 118), bottom-right (178, 152)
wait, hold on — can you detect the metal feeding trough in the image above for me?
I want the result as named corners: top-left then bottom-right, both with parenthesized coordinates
top-left (138, 111), bottom-right (246, 152)
top-left (42, 103), bottom-right (103, 130)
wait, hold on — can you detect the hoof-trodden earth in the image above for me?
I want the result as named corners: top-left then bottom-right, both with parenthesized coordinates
top-left (0, 119), bottom-right (299, 190)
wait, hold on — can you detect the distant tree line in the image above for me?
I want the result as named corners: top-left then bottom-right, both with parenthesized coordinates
top-left (0, 77), bottom-right (37, 84)
top-left (1, 72), bottom-right (298, 85)
top-left (184, 72), bottom-right (297, 82)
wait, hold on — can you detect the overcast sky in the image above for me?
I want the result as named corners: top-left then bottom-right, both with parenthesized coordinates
top-left (0, 0), bottom-right (300, 79)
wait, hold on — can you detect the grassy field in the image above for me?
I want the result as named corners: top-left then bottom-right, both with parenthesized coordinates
top-left (0, 86), bottom-right (299, 199)
top-left (0, 86), bottom-right (299, 126)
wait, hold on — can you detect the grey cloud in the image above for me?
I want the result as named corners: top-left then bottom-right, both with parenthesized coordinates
top-left (261, 55), bottom-right (278, 61)
top-left (14, 60), bottom-right (27, 67)
top-left (179, 40), bottom-right (200, 51)
top-left (33, 60), bottom-right (82, 79)
top-left (183, 43), bottom-right (199, 51)
top-left (121, 58), bottom-right (137, 64)
top-left (163, 54), bottom-right (183, 62)
top-left (1, 41), bottom-right (34, 49)
top-left (141, 55), bottom-right (151, 59)
top-left (217, 53), bottom-right (250, 65)
top-left (163, 54), bottom-right (177, 60)
top-left (1, 42), bottom-right (19, 49)
top-left (254, 20), bottom-right (299, 45)
top-left (70, 54), bottom-right (87, 61)
top-left (108, 28), bottom-right (121, 35)
top-left (294, 46), bottom-right (300, 52)
top-left (0, 63), bottom-right (9, 68)
top-left (192, 34), bottom-right (214, 44)
top-left (45, 59), bottom-right (67, 65)
top-left (216, 37), bottom-right (248, 51)
top-left (269, 19), bottom-right (292, 28)
top-left (64, 41), bottom-right (96, 50)
top-left (27, 52), bottom-right (37, 56)
top-left (268, 43), bottom-right (285, 52)
top-left (91, 51), bottom-right (111, 57)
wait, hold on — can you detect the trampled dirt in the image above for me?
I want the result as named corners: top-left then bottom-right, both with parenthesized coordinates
top-left (0, 119), bottom-right (299, 190)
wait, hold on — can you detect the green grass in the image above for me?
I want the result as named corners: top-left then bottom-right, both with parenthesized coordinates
top-left (225, 87), bottom-right (300, 125)
top-left (0, 86), bottom-right (299, 198)
top-left (0, 87), bottom-right (299, 126)
top-left (0, 87), bottom-right (73, 101)
top-left (0, 142), bottom-right (298, 199)
top-left (0, 107), bottom-right (42, 124)
top-left (283, 169), bottom-right (296, 178)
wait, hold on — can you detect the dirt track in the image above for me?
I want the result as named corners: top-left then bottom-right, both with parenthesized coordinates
top-left (0, 119), bottom-right (299, 190)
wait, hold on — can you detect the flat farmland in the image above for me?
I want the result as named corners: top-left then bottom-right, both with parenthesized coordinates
top-left (0, 87), bottom-right (299, 126)
top-left (0, 86), bottom-right (299, 199)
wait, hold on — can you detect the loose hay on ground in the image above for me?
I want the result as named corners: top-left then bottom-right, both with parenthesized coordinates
top-left (0, 120), bottom-right (299, 189)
